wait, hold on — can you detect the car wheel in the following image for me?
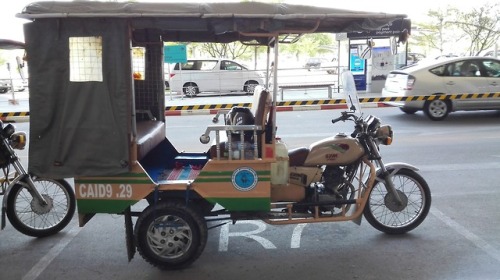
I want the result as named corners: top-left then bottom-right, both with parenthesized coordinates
top-left (0, 88), bottom-right (7, 94)
top-left (183, 83), bottom-right (199, 97)
top-left (244, 81), bottom-right (259, 95)
top-left (400, 107), bottom-right (418, 114)
top-left (424, 99), bottom-right (450, 121)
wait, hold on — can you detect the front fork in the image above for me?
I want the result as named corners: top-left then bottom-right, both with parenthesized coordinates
top-left (366, 139), bottom-right (406, 206)
top-left (375, 159), bottom-right (404, 205)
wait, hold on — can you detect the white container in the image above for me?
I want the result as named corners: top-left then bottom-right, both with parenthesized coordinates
top-left (271, 138), bottom-right (289, 185)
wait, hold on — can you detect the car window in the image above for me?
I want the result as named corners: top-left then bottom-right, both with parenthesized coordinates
top-left (481, 60), bottom-right (500, 77)
top-left (220, 60), bottom-right (244, 70)
top-left (175, 61), bottom-right (196, 70)
top-left (174, 60), bottom-right (217, 70)
top-left (458, 61), bottom-right (480, 77)
top-left (435, 60), bottom-right (482, 77)
top-left (429, 64), bottom-right (446, 76)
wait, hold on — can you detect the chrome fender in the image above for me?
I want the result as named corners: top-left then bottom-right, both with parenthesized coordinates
top-left (375, 162), bottom-right (419, 182)
top-left (1, 178), bottom-right (29, 230)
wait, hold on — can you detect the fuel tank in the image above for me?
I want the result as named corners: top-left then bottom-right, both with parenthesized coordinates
top-left (304, 133), bottom-right (365, 166)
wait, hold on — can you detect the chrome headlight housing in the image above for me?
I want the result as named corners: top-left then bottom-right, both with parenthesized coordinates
top-left (375, 125), bottom-right (393, 145)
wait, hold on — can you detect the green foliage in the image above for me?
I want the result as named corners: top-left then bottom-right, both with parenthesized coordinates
top-left (199, 42), bottom-right (254, 60)
top-left (412, 7), bottom-right (460, 55)
top-left (413, 2), bottom-right (500, 56)
top-left (452, 3), bottom-right (500, 56)
top-left (0, 51), bottom-right (7, 66)
top-left (176, 33), bottom-right (333, 64)
top-left (280, 33), bottom-right (334, 59)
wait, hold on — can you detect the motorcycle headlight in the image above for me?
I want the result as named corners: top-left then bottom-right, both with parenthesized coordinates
top-left (10, 132), bottom-right (26, 150)
top-left (375, 125), bottom-right (393, 145)
top-left (2, 123), bottom-right (15, 138)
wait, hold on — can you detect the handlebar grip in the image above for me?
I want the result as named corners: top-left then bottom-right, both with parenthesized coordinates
top-left (331, 116), bottom-right (344, 124)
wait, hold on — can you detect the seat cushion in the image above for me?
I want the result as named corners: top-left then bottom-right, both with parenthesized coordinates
top-left (136, 121), bottom-right (165, 160)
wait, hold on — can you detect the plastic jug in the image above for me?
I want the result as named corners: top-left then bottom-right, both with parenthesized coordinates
top-left (271, 138), bottom-right (289, 185)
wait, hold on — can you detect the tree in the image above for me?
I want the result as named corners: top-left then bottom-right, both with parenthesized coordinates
top-left (280, 33), bottom-right (334, 60)
top-left (451, 3), bottom-right (500, 56)
top-left (199, 42), bottom-right (256, 60)
top-left (411, 7), bottom-right (460, 56)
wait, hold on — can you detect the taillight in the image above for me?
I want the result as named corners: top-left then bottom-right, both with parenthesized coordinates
top-left (405, 75), bottom-right (416, 90)
top-left (169, 74), bottom-right (176, 79)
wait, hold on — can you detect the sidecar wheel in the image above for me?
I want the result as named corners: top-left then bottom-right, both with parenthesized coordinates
top-left (363, 169), bottom-right (431, 234)
top-left (134, 201), bottom-right (207, 270)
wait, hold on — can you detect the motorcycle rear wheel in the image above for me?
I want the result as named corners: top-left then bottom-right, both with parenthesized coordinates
top-left (6, 178), bottom-right (76, 237)
top-left (363, 169), bottom-right (431, 234)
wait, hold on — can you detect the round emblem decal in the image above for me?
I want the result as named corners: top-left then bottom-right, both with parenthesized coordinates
top-left (232, 167), bottom-right (258, 192)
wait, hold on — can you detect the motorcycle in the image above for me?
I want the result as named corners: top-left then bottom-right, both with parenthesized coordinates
top-left (272, 108), bottom-right (432, 233)
top-left (0, 120), bottom-right (76, 237)
top-left (265, 72), bottom-right (431, 234)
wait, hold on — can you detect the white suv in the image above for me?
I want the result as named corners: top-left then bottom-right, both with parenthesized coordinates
top-left (166, 59), bottom-right (264, 97)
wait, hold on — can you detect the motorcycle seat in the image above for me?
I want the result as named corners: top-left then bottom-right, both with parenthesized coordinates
top-left (288, 147), bottom-right (309, 166)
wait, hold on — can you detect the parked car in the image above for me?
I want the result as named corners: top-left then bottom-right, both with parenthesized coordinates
top-left (167, 59), bottom-right (264, 97)
top-left (304, 57), bottom-right (337, 74)
top-left (0, 67), bottom-right (25, 93)
top-left (406, 52), bottom-right (425, 65)
top-left (382, 56), bottom-right (500, 120)
top-left (480, 50), bottom-right (498, 58)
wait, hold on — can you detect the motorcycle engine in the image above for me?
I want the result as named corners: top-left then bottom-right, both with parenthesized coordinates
top-left (317, 166), bottom-right (346, 204)
top-left (293, 166), bottom-right (347, 214)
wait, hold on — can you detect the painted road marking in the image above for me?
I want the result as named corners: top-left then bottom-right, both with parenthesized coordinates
top-left (219, 220), bottom-right (277, 251)
top-left (291, 223), bottom-right (307, 249)
top-left (431, 207), bottom-right (500, 263)
top-left (22, 225), bottom-right (82, 280)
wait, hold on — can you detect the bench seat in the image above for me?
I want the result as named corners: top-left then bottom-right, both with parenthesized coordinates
top-left (136, 121), bottom-right (165, 160)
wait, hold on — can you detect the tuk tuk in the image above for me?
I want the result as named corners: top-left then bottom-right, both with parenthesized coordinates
top-left (17, 1), bottom-right (413, 269)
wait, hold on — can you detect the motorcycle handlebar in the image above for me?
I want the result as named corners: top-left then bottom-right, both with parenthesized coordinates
top-left (331, 115), bottom-right (345, 124)
top-left (332, 111), bottom-right (358, 124)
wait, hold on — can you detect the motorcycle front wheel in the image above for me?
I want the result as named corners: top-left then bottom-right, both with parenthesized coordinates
top-left (6, 178), bottom-right (76, 237)
top-left (363, 169), bottom-right (431, 234)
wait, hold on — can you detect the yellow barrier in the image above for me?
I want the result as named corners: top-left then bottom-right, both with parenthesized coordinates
top-left (3, 93), bottom-right (500, 121)
top-left (164, 92), bottom-right (500, 112)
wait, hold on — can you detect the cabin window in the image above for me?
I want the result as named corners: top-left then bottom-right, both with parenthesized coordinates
top-left (69, 36), bottom-right (103, 82)
top-left (132, 47), bottom-right (146, 80)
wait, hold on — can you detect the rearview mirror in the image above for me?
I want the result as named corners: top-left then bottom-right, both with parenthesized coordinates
top-left (398, 29), bottom-right (409, 45)
top-left (358, 38), bottom-right (374, 59)
top-left (390, 37), bottom-right (398, 55)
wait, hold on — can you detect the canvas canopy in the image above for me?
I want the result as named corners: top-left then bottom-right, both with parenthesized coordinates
top-left (19, 1), bottom-right (407, 44)
top-left (18, 1), bottom-right (407, 178)
top-left (0, 39), bottom-right (25, 50)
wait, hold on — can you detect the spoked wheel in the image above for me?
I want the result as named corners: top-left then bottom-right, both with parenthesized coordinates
top-left (135, 201), bottom-right (207, 270)
top-left (6, 178), bottom-right (76, 237)
top-left (363, 169), bottom-right (431, 234)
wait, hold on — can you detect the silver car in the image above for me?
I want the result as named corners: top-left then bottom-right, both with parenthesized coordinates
top-left (382, 57), bottom-right (500, 120)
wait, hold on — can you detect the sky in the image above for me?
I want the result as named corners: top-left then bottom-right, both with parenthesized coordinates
top-left (0, 0), bottom-right (494, 42)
